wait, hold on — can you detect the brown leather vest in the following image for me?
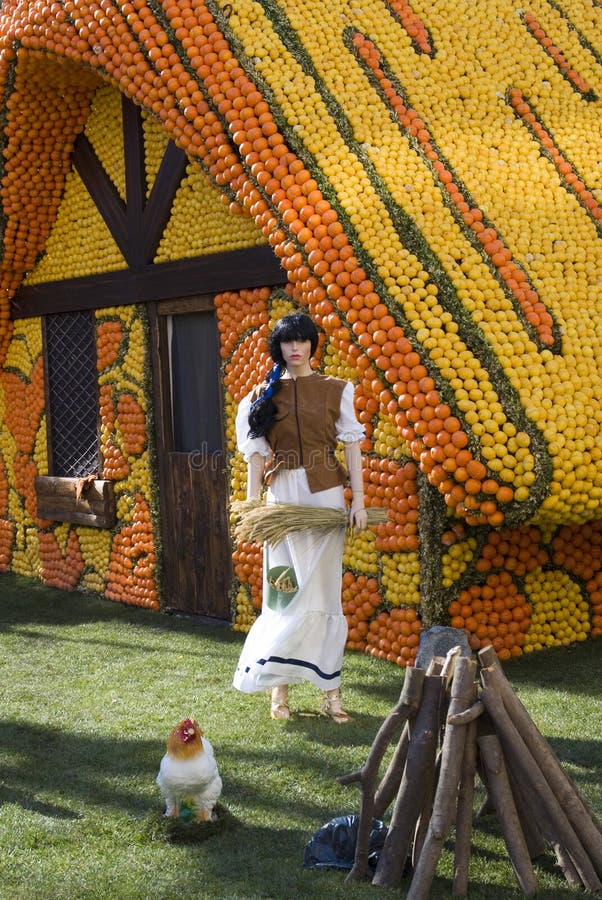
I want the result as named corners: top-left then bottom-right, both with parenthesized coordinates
top-left (265, 373), bottom-right (348, 493)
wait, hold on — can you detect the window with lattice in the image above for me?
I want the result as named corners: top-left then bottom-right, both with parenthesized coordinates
top-left (45, 311), bottom-right (99, 478)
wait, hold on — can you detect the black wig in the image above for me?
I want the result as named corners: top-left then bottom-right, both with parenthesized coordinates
top-left (247, 313), bottom-right (319, 438)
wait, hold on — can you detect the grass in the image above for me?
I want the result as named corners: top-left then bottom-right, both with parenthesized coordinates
top-left (0, 573), bottom-right (600, 900)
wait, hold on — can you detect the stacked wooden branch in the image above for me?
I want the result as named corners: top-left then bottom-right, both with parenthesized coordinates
top-left (338, 645), bottom-right (602, 896)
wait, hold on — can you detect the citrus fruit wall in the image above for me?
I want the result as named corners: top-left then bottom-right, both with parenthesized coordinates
top-left (0, 0), bottom-right (600, 664)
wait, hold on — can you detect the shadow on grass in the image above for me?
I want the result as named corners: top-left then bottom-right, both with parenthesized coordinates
top-left (278, 708), bottom-right (388, 745)
top-left (0, 786), bottom-right (79, 821)
top-left (142, 801), bottom-right (240, 844)
top-left (0, 718), bottom-right (162, 817)
top-left (546, 736), bottom-right (602, 795)
top-left (502, 639), bottom-right (602, 699)
top-left (3, 622), bottom-right (239, 662)
top-left (0, 573), bottom-right (237, 639)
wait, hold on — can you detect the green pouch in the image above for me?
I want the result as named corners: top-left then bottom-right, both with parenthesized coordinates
top-left (266, 560), bottom-right (298, 610)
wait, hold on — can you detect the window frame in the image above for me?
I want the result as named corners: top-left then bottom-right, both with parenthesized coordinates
top-left (35, 311), bottom-right (115, 528)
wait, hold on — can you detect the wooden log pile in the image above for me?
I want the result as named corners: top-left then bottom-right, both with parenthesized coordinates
top-left (338, 645), bottom-right (602, 896)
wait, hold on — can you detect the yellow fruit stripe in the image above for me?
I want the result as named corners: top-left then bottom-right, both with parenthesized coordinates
top-left (345, 138), bottom-right (551, 411)
top-left (53, 522), bottom-right (70, 555)
top-left (442, 537), bottom-right (478, 589)
top-left (372, 412), bottom-right (410, 461)
top-left (10, 526), bottom-right (40, 578)
top-left (381, 551), bottom-right (420, 606)
top-left (223, 391), bottom-right (240, 453)
top-left (546, 0), bottom-right (602, 45)
top-left (523, 567), bottom-right (591, 650)
top-left (233, 584), bottom-right (255, 633)
top-left (0, 431), bottom-right (16, 496)
top-left (120, 314), bottom-right (145, 385)
top-left (154, 158), bottom-right (266, 262)
top-left (468, 111), bottom-right (601, 256)
top-left (118, 453), bottom-right (152, 496)
top-left (22, 167), bottom-right (127, 284)
top-left (343, 529), bottom-right (379, 575)
top-left (32, 418), bottom-right (48, 474)
top-left (268, 295), bottom-right (296, 329)
top-left (322, 341), bottom-right (358, 382)
top-left (142, 109), bottom-right (171, 199)
top-left (7, 488), bottom-right (22, 529)
top-left (78, 525), bottom-right (112, 575)
top-left (229, 453), bottom-right (247, 504)
top-left (522, 0), bottom-right (602, 92)
top-left (463, 124), bottom-right (600, 333)
top-left (84, 85), bottom-right (127, 201)
top-left (3, 318), bottom-right (42, 374)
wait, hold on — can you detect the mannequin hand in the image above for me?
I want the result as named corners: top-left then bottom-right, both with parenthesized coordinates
top-left (349, 503), bottom-right (368, 531)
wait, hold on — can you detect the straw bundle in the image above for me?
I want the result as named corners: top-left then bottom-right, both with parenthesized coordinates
top-left (231, 500), bottom-right (388, 545)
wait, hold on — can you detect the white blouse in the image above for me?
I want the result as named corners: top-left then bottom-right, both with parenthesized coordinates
top-left (235, 380), bottom-right (364, 462)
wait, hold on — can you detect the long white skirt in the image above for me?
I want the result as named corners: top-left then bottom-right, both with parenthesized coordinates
top-left (233, 468), bottom-right (348, 693)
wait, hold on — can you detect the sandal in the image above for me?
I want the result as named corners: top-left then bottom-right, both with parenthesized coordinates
top-left (270, 685), bottom-right (290, 720)
top-left (321, 688), bottom-right (351, 724)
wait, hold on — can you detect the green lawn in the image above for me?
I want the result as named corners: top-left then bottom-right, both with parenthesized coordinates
top-left (0, 573), bottom-right (600, 899)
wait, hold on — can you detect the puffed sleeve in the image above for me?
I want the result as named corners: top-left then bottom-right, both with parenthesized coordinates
top-left (235, 393), bottom-right (272, 460)
top-left (336, 381), bottom-right (365, 443)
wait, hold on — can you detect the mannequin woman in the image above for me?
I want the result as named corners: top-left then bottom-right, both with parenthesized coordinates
top-left (233, 313), bottom-right (366, 722)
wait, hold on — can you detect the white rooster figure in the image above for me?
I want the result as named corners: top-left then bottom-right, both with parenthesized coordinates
top-left (156, 718), bottom-right (222, 822)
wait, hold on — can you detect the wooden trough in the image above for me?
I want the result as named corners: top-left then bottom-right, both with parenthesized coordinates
top-left (338, 645), bottom-right (602, 896)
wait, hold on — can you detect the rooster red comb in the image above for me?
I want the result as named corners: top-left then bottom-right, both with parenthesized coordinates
top-left (178, 718), bottom-right (198, 742)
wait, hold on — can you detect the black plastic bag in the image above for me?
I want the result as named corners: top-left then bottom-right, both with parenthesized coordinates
top-left (303, 814), bottom-right (388, 870)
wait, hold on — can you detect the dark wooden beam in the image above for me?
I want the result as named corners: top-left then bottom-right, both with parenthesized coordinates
top-left (122, 95), bottom-right (147, 268)
top-left (11, 245), bottom-right (286, 318)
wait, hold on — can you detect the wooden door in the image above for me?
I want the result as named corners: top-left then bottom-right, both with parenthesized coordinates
top-left (151, 296), bottom-right (232, 619)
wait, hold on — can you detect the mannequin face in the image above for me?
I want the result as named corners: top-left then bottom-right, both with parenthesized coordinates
top-left (279, 338), bottom-right (313, 376)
